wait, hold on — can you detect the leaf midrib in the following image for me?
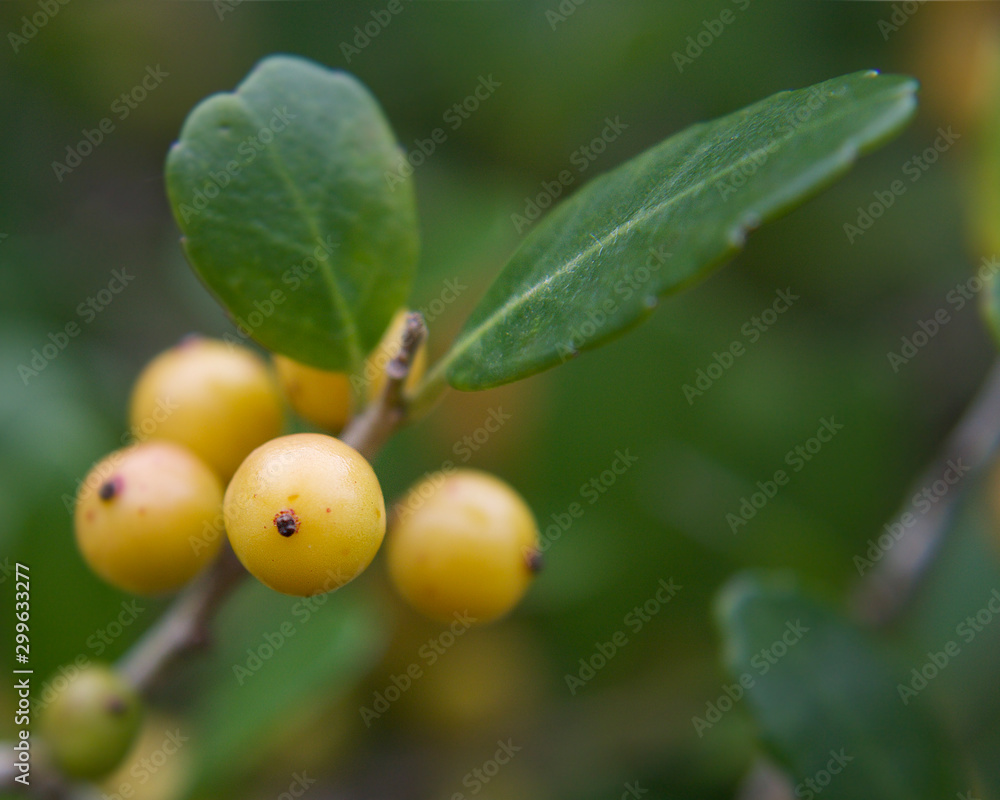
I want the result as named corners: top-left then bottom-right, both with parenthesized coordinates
top-left (240, 98), bottom-right (365, 369)
top-left (442, 79), bottom-right (910, 374)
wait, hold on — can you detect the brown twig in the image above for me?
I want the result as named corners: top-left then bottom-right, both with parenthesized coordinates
top-left (339, 311), bottom-right (428, 461)
top-left (852, 356), bottom-right (1000, 627)
top-left (115, 313), bottom-right (428, 695)
top-left (118, 542), bottom-right (247, 693)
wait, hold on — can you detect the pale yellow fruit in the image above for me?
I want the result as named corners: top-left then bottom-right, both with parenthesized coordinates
top-left (129, 336), bottom-right (283, 479)
top-left (273, 354), bottom-right (353, 432)
top-left (387, 469), bottom-right (540, 624)
top-left (74, 441), bottom-right (223, 595)
top-left (224, 433), bottom-right (386, 596)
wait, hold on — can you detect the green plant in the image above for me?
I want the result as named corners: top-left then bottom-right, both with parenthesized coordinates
top-left (37, 53), bottom-right (944, 797)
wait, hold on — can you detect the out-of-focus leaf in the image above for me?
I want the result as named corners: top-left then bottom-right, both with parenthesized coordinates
top-left (715, 572), bottom-right (963, 800)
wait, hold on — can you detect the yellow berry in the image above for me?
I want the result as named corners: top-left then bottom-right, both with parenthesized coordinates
top-left (74, 441), bottom-right (223, 595)
top-left (387, 469), bottom-right (540, 624)
top-left (273, 354), bottom-right (353, 432)
top-left (366, 309), bottom-right (428, 402)
top-left (41, 663), bottom-right (142, 780)
top-left (224, 433), bottom-right (386, 596)
top-left (129, 336), bottom-right (283, 479)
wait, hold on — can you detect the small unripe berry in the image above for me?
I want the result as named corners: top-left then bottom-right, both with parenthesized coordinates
top-left (224, 433), bottom-right (386, 596)
top-left (41, 663), bottom-right (142, 780)
top-left (74, 441), bottom-right (224, 595)
top-left (366, 309), bottom-right (428, 402)
top-left (387, 469), bottom-right (540, 624)
top-left (129, 336), bottom-right (284, 479)
top-left (273, 354), bottom-right (353, 432)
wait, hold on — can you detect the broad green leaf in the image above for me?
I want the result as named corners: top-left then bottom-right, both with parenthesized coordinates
top-left (442, 71), bottom-right (917, 390)
top-left (176, 580), bottom-right (388, 799)
top-left (166, 55), bottom-right (418, 372)
top-left (715, 572), bottom-right (963, 800)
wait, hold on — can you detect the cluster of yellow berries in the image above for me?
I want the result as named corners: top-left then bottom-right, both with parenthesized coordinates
top-left (74, 309), bottom-right (540, 610)
top-left (56, 311), bottom-right (541, 780)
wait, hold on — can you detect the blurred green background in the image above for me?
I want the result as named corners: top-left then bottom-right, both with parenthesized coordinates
top-left (3, 2), bottom-right (1000, 799)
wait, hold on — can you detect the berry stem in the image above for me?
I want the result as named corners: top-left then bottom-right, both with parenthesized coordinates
top-left (115, 317), bottom-right (429, 699)
top-left (852, 356), bottom-right (1000, 627)
top-left (118, 542), bottom-right (247, 693)
top-left (341, 311), bottom-right (428, 461)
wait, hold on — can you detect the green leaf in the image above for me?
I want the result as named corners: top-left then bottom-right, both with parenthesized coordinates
top-left (715, 572), bottom-right (963, 800)
top-left (178, 581), bottom-right (388, 798)
top-left (166, 55), bottom-right (418, 371)
top-left (442, 71), bottom-right (917, 390)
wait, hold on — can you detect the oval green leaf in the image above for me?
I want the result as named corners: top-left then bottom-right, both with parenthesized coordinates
top-left (442, 71), bottom-right (917, 390)
top-left (715, 572), bottom-right (963, 800)
top-left (166, 55), bottom-right (418, 371)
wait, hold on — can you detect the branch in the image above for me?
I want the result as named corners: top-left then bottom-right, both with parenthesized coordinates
top-left (852, 356), bottom-right (1000, 627)
top-left (340, 311), bottom-right (427, 461)
top-left (117, 315), bottom-right (428, 695)
top-left (118, 542), bottom-right (246, 693)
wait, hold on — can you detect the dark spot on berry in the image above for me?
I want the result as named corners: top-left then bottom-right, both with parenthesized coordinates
top-left (525, 549), bottom-right (544, 574)
top-left (274, 509), bottom-right (300, 537)
top-left (288, 493), bottom-right (300, 502)
top-left (105, 697), bottom-right (128, 716)
top-left (99, 476), bottom-right (123, 502)
top-left (176, 333), bottom-right (203, 349)
top-left (326, 507), bottom-right (331, 513)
